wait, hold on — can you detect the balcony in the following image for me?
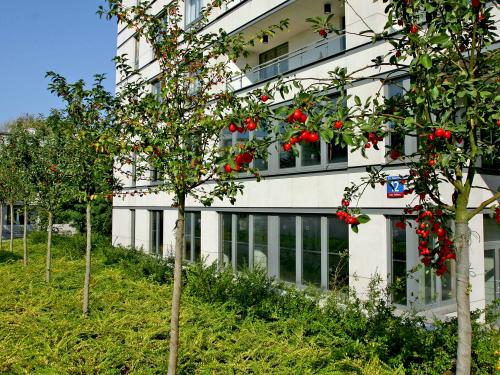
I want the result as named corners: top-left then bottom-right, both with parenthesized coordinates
top-left (228, 32), bottom-right (346, 91)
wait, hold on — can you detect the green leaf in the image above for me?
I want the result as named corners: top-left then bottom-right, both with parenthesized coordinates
top-left (357, 214), bottom-right (371, 224)
top-left (351, 225), bottom-right (359, 233)
top-left (420, 54), bottom-right (432, 69)
top-left (429, 34), bottom-right (449, 46)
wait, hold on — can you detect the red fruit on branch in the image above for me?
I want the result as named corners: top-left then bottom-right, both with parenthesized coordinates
top-left (293, 109), bottom-right (303, 121)
top-left (247, 121), bottom-right (257, 131)
top-left (497, 119), bottom-right (500, 127)
top-left (319, 28), bottom-right (327, 38)
top-left (397, 19), bottom-right (404, 26)
top-left (434, 128), bottom-right (444, 138)
top-left (287, 114), bottom-right (294, 123)
top-left (436, 227), bottom-right (446, 237)
top-left (429, 159), bottom-right (436, 167)
top-left (300, 113), bottom-right (308, 124)
top-left (395, 50), bottom-right (401, 58)
top-left (237, 126), bottom-right (245, 133)
top-left (342, 199), bottom-right (350, 207)
top-left (364, 143), bottom-right (371, 148)
top-left (240, 152), bottom-right (253, 164)
top-left (229, 123), bottom-right (237, 133)
top-left (471, 0), bottom-right (480, 8)
top-left (261, 94), bottom-right (269, 102)
top-left (409, 24), bottom-right (418, 34)
top-left (427, 133), bottom-right (435, 141)
top-left (299, 130), bottom-right (310, 141)
top-left (308, 132), bottom-right (319, 142)
top-left (443, 130), bottom-right (451, 139)
top-left (224, 164), bottom-right (232, 173)
top-left (245, 117), bottom-right (252, 124)
top-left (290, 136), bottom-right (300, 145)
top-left (283, 143), bottom-right (292, 152)
top-left (390, 150), bottom-right (401, 160)
top-left (334, 120), bottom-right (343, 129)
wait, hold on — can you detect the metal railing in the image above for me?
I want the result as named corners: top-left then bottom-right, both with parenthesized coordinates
top-left (229, 33), bottom-right (346, 91)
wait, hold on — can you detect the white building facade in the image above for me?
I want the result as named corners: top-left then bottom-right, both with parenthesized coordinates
top-left (112, 0), bottom-right (500, 317)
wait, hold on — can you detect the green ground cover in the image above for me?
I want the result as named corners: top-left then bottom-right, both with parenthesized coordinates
top-left (0, 235), bottom-right (498, 374)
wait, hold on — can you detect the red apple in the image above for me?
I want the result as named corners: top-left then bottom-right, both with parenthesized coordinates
top-left (319, 28), bottom-right (327, 38)
top-left (409, 24), bottom-right (418, 34)
top-left (471, 0), bottom-right (480, 8)
top-left (229, 123), bottom-right (237, 133)
top-left (308, 132), bottom-right (319, 142)
top-left (300, 113), bottom-right (308, 124)
top-left (334, 120), bottom-right (343, 129)
top-left (443, 130), bottom-right (451, 139)
top-left (283, 143), bottom-right (292, 152)
top-left (429, 159), bottom-right (436, 167)
top-left (434, 128), bottom-right (444, 138)
top-left (224, 164), bottom-right (232, 173)
top-left (293, 109), bottom-right (303, 121)
top-left (247, 121), bottom-right (257, 131)
top-left (290, 136), bottom-right (300, 145)
top-left (261, 94), bottom-right (269, 102)
top-left (299, 130), bottom-right (310, 141)
top-left (342, 199), bottom-right (350, 207)
top-left (390, 150), bottom-right (401, 160)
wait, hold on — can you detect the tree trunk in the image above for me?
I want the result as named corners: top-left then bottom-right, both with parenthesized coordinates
top-left (23, 205), bottom-right (28, 266)
top-left (46, 211), bottom-right (53, 283)
top-left (82, 201), bottom-right (92, 317)
top-left (0, 203), bottom-right (3, 251)
top-left (9, 203), bottom-right (14, 252)
top-left (455, 221), bottom-right (472, 375)
top-left (167, 195), bottom-right (185, 375)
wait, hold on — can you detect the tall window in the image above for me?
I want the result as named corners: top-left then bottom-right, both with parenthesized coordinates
top-left (184, 212), bottom-right (201, 262)
top-left (130, 209), bottom-right (136, 249)
top-left (133, 36), bottom-right (140, 70)
top-left (221, 213), bottom-right (232, 266)
top-left (253, 215), bottom-right (268, 269)
top-left (258, 43), bottom-right (289, 81)
top-left (236, 215), bottom-right (249, 270)
top-left (150, 210), bottom-right (164, 256)
top-left (484, 216), bottom-right (500, 316)
top-left (185, 0), bottom-right (203, 26)
top-left (328, 217), bottom-right (349, 288)
top-left (302, 216), bottom-right (321, 287)
top-left (279, 215), bottom-right (296, 283)
top-left (389, 216), bottom-right (454, 307)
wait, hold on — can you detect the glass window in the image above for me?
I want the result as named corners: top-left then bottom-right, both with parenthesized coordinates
top-left (252, 126), bottom-right (268, 171)
top-left (328, 217), bottom-right (349, 289)
top-left (194, 212), bottom-right (201, 261)
top-left (253, 215), bottom-right (268, 270)
top-left (279, 124), bottom-right (296, 169)
top-left (258, 43), bottom-right (289, 81)
top-left (328, 141), bottom-right (348, 164)
top-left (391, 217), bottom-right (407, 305)
top-left (302, 216), bottom-right (321, 287)
top-left (221, 213), bottom-right (232, 266)
top-left (280, 215), bottom-right (296, 282)
top-left (150, 210), bottom-right (163, 256)
top-left (386, 78), bottom-right (410, 153)
top-left (130, 209), bottom-right (136, 249)
top-left (184, 213), bottom-right (192, 261)
top-left (186, 0), bottom-right (203, 25)
top-left (301, 141), bottom-right (321, 167)
top-left (134, 36), bottom-right (140, 70)
top-left (236, 214), bottom-right (249, 270)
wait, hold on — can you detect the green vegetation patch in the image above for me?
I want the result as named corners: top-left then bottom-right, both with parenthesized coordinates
top-left (0, 237), bottom-right (498, 374)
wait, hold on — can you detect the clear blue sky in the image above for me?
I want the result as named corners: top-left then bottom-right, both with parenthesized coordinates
top-left (0, 1), bottom-right (116, 125)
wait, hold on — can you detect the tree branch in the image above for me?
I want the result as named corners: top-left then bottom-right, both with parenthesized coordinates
top-left (467, 191), bottom-right (500, 221)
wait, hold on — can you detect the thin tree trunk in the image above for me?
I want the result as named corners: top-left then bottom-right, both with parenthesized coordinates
top-left (82, 201), bottom-right (92, 317)
top-left (9, 203), bottom-right (14, 252)
top-left (46, 211), bottom-right (53, 283)
top-left (0, 203), bottom-right (3, 251)
top-left (23, 205), bottom-right (28, 266)
top-left (455, 221), bottom-right (472, 375)
top-left (167, 195), bottom-right (185, 375)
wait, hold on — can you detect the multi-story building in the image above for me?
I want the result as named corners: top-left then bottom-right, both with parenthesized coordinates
top-left (112, 0), bottom-right (500, 317)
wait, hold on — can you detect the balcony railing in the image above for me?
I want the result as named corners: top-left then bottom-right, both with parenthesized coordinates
top-left (229, 33), bottom-right (346, 91)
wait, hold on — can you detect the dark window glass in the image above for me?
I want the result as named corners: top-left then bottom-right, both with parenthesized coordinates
top-left (194, 212), bottom-right (201, 261)
top-left (253, 126), bottom-right (268, 171)
top-left (150, 210), bottom-right (164, 256)
top-left (258, 43), bottom-right (289, 81)
top-left (222, 213), bottom-right (232, 266)
top-left (236, 214), bottom-right (249, 270)
top-left (253, 215), bottom-right (268, 270)
top-left (301, 141), bottom-right (321, 166)
top-left (184, 212), bottom-right (192, 261)
top-left (328, 217), bottom-right (349, 289)
top-left (302, 216), bottom-right (321, 287)
top-left (328, 141), bottom-right (348, 164)
top-left (280, 215), bottom-right (296, 282)
top-left (391, 218), bottom-right (407, 304)
top-left (279, 124), bottom-right (296, 169)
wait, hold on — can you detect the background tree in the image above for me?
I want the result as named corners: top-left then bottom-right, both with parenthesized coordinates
top-left (98, 0), bottom-right (281, 372)
top-left (6, 115), bottom-right (45, 265)
top-left (30, 112), bottom-right (72, 282)
top-left (246, 1), bottom-right (499, 373)
top-left (47, 72), bottom-right (117, 317)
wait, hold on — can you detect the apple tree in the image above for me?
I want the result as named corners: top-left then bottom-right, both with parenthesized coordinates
top-left (97, 0), bottom-right (282, 372)
top-left (46, 72), bottom-right (117, 316)
top-left (245, 0), bottom-right (499, 373)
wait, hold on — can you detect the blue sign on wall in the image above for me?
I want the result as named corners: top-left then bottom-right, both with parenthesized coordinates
top-left (387, 176), bottom-right (405, 198)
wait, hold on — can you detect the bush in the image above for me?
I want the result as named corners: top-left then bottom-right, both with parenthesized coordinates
top-left (101, 246), bottom-right (174, 284)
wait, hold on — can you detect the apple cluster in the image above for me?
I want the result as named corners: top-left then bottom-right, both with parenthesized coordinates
top-left (282, 109), bottom-right (319, 151)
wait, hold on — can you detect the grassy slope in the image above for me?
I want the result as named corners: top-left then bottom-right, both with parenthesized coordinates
top-left (0, 240), bottom-right (398, 375)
